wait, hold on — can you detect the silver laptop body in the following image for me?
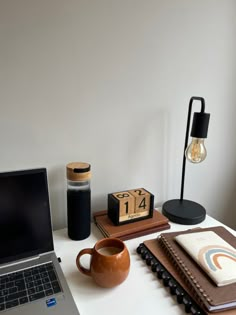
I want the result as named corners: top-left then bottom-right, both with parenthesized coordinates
top-left (0, 168), bottom-right (80, 315)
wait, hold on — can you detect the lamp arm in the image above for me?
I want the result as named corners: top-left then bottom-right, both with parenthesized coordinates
top-left (180, 97), bottom-right (205, 200)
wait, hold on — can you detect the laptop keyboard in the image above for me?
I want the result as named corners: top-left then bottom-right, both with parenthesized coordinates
top-left (0, 262), bottom-right (62, 312)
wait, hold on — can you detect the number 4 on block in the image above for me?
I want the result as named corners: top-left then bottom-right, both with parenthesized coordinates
top-left (129, 188), bottom-right (151, 213)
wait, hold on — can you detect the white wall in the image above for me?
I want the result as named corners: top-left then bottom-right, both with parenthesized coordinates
top-left (0, 0), bottom-right (236, 230)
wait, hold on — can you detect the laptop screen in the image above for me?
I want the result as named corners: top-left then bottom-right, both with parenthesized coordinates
top-left (0, 168), bottom-right (54, 265)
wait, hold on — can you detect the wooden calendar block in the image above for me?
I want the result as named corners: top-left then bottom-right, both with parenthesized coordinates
top-left (129, 188), bottom-right (151, 213)
top-left (110, 191), bottom-right (135, 217)
top-left (108, 188), bottom-right (154, 226)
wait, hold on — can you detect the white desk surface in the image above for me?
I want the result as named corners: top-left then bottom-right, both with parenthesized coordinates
top-left (53, 214), bottom-right (235, 315)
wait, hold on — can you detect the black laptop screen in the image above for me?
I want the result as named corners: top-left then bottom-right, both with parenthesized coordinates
top-left (0, 168), bottom-right (54, 265)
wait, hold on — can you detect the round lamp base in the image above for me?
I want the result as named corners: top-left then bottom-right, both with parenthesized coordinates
top-left (162, 199), bottom-right (206, 225)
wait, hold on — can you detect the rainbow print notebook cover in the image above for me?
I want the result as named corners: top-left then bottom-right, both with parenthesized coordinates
top-left (175, 231), bottom-right (236, 286)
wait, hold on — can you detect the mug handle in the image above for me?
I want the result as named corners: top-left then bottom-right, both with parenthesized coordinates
top-left (76, 248), bottom-right (93, 277)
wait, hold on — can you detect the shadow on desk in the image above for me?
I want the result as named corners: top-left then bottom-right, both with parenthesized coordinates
top-left (66, 268), bottom-right (123, 297)
top-left (91, 224), bottom-right (104, 240)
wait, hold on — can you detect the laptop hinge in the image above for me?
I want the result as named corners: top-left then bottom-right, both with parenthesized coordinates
top-left (0, 250), bottom-right (55, 271)
top-left (0, 254), bottom-right (41, 270)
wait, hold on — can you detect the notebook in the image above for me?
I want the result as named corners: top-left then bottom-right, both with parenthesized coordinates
top-left (137, 238), bottom-right (236, 315)
top-left (0, 168), bottom-right (79, 315)
top-left (175, 231), bottom-right (236, 286)
top-left (159, 226), bottom-right (236, 312)
top-left (93, 209), bottom-right (170, 240)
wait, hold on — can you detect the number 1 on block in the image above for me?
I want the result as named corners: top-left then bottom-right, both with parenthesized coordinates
top-left (112, 191), bottom-right (135, 216)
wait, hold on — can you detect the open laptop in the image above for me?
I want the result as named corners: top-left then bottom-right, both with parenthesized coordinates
top-left (0, 168), bottom-right (80, 315)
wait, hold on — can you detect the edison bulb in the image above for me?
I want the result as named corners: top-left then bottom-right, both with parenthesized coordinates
top-left (185, 138), bottom-right (207, 163)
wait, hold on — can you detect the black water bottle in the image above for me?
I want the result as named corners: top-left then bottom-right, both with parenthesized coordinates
top-left (66, 162), bottom-right (91, 240)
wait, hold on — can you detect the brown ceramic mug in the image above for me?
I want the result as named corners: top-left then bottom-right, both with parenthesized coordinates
top-left (76, 238), bottom-right (130, 288)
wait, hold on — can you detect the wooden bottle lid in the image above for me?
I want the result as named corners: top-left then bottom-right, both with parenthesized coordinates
top-left (66, 162), bottom-right (91, 181)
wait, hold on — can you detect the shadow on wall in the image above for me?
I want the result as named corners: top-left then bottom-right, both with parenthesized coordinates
top-left (46, 109), bottom-right (169, 230)
top-left (47, 165), bottom-right (67, 230)
top-left (221, 176), bottom-right (236, 230)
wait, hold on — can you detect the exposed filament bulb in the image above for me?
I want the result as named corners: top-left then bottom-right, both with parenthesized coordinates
top-left (185, 138), bottom-right (207, 163)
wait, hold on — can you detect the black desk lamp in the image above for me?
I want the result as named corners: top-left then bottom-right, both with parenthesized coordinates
top-left (162, 96), bottom-right (210, 225)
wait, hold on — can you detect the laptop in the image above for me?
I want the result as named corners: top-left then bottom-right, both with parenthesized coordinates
top-left (0, 168), bottom-right (80, 315)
